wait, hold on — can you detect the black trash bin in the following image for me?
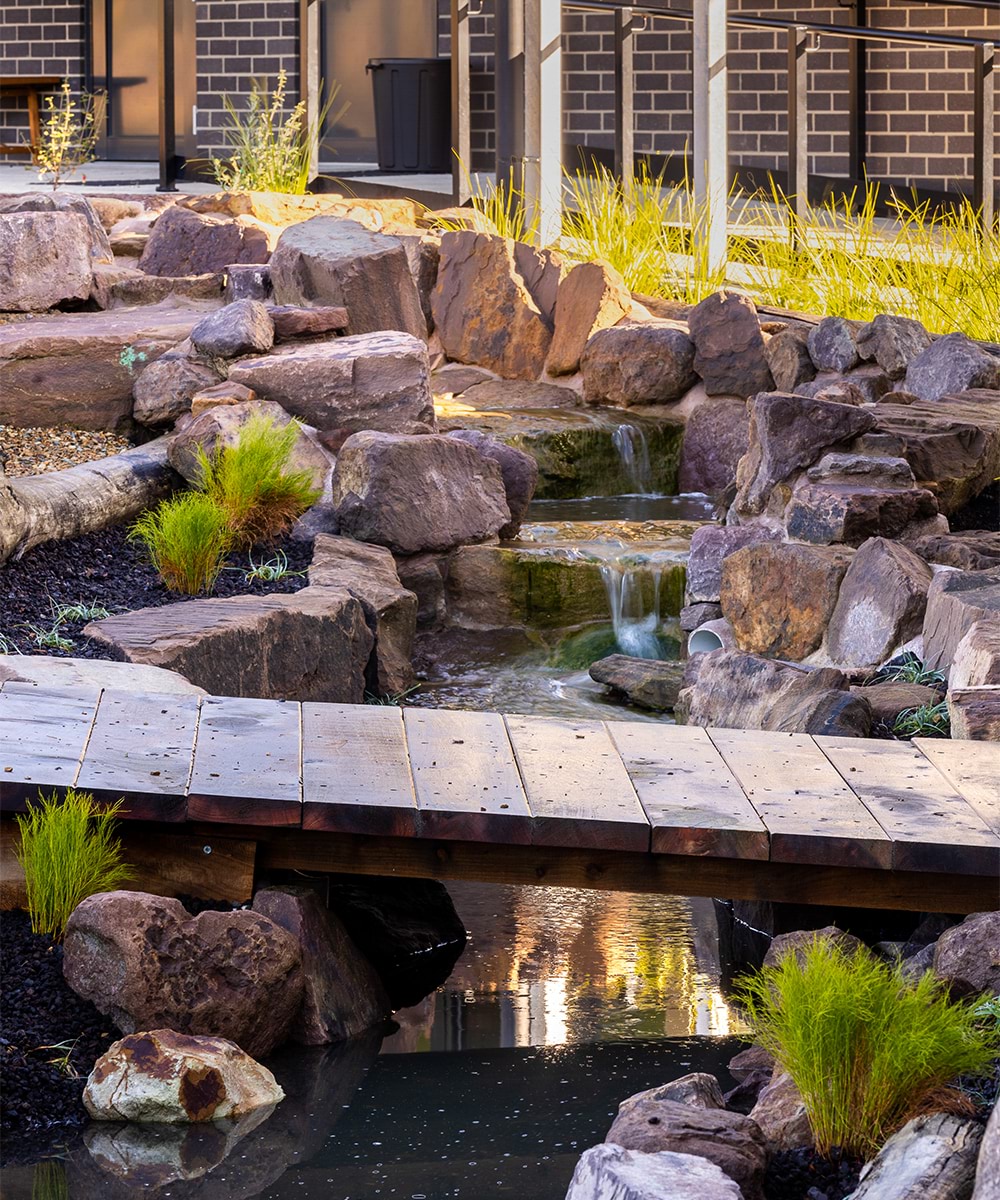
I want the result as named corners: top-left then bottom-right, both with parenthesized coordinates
top-left (367, 57), bottom-right (452, 173)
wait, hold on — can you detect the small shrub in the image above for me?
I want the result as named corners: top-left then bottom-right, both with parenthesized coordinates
top-left (866, 653), bottom-right (946, 689)
top-left (893, 701), bottom-right (951, 739)
top-left (195, 414), bottom-right (320, 546)
top-left (15, 789), bottom-right (132, 941)
top-left (129, 491), bottom-right (233, 594)
top-left (33, 79), bottom-right (106, 190)
top-left (238, 549), bottom-right (305, 583)
top-left (736, 938), bottom-right (999, 1159)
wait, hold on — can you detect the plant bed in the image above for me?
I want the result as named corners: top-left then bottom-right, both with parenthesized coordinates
top-left (764, 1147), bottom-right (862, 1200)
top-left (0, 525), bottom-right (312, 659)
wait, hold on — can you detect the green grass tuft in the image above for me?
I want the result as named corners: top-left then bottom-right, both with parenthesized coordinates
top-left (892, 701), bottom-right (951, 739)
top-left (129, 490), bottom-right (233, 595)
top-left (15, 789), bottom-right (133, 941)
top-left (736, 937), bottom-right (999, 1158)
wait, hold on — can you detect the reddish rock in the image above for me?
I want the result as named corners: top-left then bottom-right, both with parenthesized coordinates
top-left (948, 687), bottom-right (1000, 740)
top-left (766, 326), bottom-right (816, 392)
top-left (908, 530), bottom-right (1000, 572)
top-left (951, 619), bottom-right (1000, 689)
top-left (190, 299), bottom-right (275, 359)
top-left (763, 926), bottom-right (865, 968)
top-left (63, 892), bottom-right (304, 1058)
top-left (270, 304), bottom-right (349, 341)
top-left (581, 321), bottom-right (697, 406)
top-left (446, 428), bottom-right (538, 538)
top-left (932, 912), bottom-right (1000, 996)
top-left (686, 524), bottom-right (782, 604)
top-left (132, 355), bottom-right (221, 426)
top-left (922, 567), bottom-right (1000, 672)
top-left (545, 260), bottom-right (631, 376)
top-left (850, 681), bottom-right (942, 729)
top-left (0, 211), bottom-right (94, 311)
top-left (749, 1071), bottom-right (814, 1151)
top-left (687, 291), bottom-right (774, 399)
top-left (139, 205), bottom-right (277, 276)
top-left (678, 397), bottom-right (750, 495)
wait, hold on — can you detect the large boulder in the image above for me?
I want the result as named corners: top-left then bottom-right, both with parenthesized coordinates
top-left (685, 524), bottom-right (782, 604)
top-left (431, 231), bottom-right (553, 379)
top-left (132, 354), bottom-right (221, 426)
top-left (588, 655), bottom-right (686, 711)
top-left (228, 331), bottom-right (434, 436)
top-left (948, 687), bottom-right (1000, 740)
top-left (331, 431), bottom-right (510, 554)
top-left (922, 568), bottom-right (1000, 672)
top-left (0, 303), bottom-right (209, 431)
top-left (606, 1095), bottom-right (768, 1200)
top-left (84, 1029), bottom-right (284, 1123)
top-left (84, 588), bottom-right (373, 702)
top-left (904, 333), bottom-right (1000, 400)
top-left (849, 1113), bottom-right (983, 1200)
top-left (0, 211), bottom-right (94, 312)
top-left (566, 1144), bottom-right (744, 1200)
top-left (545, 259), bottom-right (631, 375)
top-left (748, 1070), bottom-right (813, 1151)
top-left (0, 192), bottom-right (114, 262)
top-left (581, 321), bottom-right (697, 407)
top-left (676, 651), bottom-right (870, 737)
top-left (721, 542), bottom-right (854, 660)
top-left (63, 892), bottom-right (304, 1058)
top-left (856, 313), bottom-right (931, 379)
top-left (951, 619), bottom-right (1000, 689)
top-left (308, 533), bottom-right (417, 696)
top-left (825, 538), bottom-right (933, 667)
top-left (189, 299), bottom-right (275, 358)
top-left (677, 396), bottom-right (751, 494)
top-left (687, 291), bottom-right (773, 398)
top-left (734, 392), bottom-right (877, 517)
top-left (932, 912), bottom-right (1000, 996)
top-left (139, 205), bottom-right (278, 276)
top-left (269, 216), bottom-right (426, 339)
top-left (252, 887), bottom-right (390, 1044)
top-left (446, 429), bottom-right (538, 538)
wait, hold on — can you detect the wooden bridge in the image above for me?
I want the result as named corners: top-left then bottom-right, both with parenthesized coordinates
top-left (1, 681), bottom-right (997, 913)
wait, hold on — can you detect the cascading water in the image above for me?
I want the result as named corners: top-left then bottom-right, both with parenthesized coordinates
top-left (599, 558), bottom-right (663, 659)
top-left (611, 423), bottom-right (652, 495)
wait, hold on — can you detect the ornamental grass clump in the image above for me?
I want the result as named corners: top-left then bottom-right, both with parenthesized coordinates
top-left (194, 413), bottom-right (320, 547)
top-left (15, 789), bottom-right (132, 941)
top-left (129, 490), bottom-right (233, 594)
top-left (737, 938), bottom-right (999, 1159)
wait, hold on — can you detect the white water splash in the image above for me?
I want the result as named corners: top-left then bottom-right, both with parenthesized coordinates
top-left (599, 561), bottom-right (663, 659)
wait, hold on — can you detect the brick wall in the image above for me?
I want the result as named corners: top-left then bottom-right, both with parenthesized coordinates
top-left (0, 0), bottom-right (84, 161)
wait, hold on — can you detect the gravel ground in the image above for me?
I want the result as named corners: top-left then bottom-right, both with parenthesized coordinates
top-left (0, 426), bottom-right (135, 476)
top-left (0, 526), bottom-right (312, 658)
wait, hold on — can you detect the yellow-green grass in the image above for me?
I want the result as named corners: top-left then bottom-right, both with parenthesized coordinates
top-left (129, 490), bottom-right (233, 595)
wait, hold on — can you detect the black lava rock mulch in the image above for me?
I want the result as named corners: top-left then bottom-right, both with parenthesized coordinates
top-left (0, 526), bottom-right (312, 659)
top-left (765, 1147), bottom-right (863, 1200)
top-left (1, 909), bottom-right (119, 1153)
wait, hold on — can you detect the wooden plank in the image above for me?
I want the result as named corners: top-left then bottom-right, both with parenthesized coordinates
top-left (0, 683), bottom-right (101, 807)
top-left (708, 728), bottom-right (893, 869)
top-left (817, 735), bottom-right (1000, 877)
top-left (302, 703), bottom-right (417, 836)
top-left (187, 696), bottom-right (302, 826)
top-left (608, 723), bottom-right (769, 860)
top-left (75, 690), bottom-right (200, 823)
top-left (505, 715), bottom-right (649, 852)
top-left (914, 738), bottom-right (1000, 838)
top-left (403, 708), bottom-right (531, 843)
top-left (254, 827), bottom-right (998, 914)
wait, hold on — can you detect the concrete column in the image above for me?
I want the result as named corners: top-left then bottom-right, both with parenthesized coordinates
top-left (692, 0), bottom-right (728, 275)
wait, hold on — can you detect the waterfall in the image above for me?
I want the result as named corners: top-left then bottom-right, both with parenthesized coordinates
top-left (599, 561), bottom-right (663, 659)
top-left (611, 423), bottom-right (652, 495)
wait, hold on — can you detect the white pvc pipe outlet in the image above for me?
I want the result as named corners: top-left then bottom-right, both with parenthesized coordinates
top-left (688, 617), bottom-right (735, 655)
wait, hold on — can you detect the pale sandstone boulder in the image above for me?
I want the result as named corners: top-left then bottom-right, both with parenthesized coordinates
top-left (922, 568), bottom-right (1000, 672)
top-left (849, 1113), bottom-right (983, 1200)
top-left (948, 687), bottom-right (1000, 740)
top-left (566, 1144), bottom-right (744, 1200)
top-left (0, 211), bottom-right (94, 311)
top-left (546, 259), bottom-right (631, 376)
top-left (748, 1070), bottom-right (813, 1151)
top-left (950, 619), bottom-right (1000, 689)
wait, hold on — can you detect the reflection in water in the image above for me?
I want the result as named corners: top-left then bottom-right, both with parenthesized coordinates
top-left (528, 493), bottom-right (716, 523)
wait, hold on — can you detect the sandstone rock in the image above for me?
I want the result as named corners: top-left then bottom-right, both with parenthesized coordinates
top-left (932, 912), bottom-right (1000, 995)
top-left (766, 325), bottom-right (816, 392)
top-left (269, 216), bottom-right (426, 339)
top-left (851, 681), bottom-right (943, 729)
top-left (252, 887), bottom-right (390, 1045)
top-left (749, 1070), bottom-right (813, 1151)
top-left (103, 270), bottom-right (226, 308)
top-left (431, 231), bottom-right (553, 379)
top-left (950, 619), bottom-right (1000, 689)
top-left (331, 431), bottom-right (510, 555)
top-left (850, 1113), bottom-right (983, 1200)
top-left (588, 654), bottom-right (686, 711)
top-left (857, 313), bottom-right (932, 379)
top-left (728, 1045), bottom-right (776, 1082)
top-left (905, 333), bottom-right (1000, 401)
top-left (139, 205), bottom-right (278, 276)
top-left (0, 211), bottom-right (94, 311)
top-left (688, 291), bottom-right (774, 398)
top-left (184, 189), bottom-right (423, 229)
top-left (734, 393), bottom-right (877, 516)
top-left (680, 601), bottom-right (723, 631)
top-left (909, 531), bottom-right (1000, 572)
top-left (784, 477), bottom-right (938, 547)
top-left (308, 533), bottom-right (417, 696)
top-left (808, 315), bottom-right (862, 373)
top-left (167, 399), bottom-right (333, 492)
top-left (190, 379), bottom-right (257, 417)
top-left (84, 588), bottom-right (373, 702)
top-left (676, 651), bottom-right (869, 736)
top-left (606, 1095), bottom-right (767, 1200)
top-left (677, 396), bottom-right (750, 495)
top-left (686, 524), bottom-right (781, 604)
top-left (0, 303), bottom-right (209, 431)
top-left (0, 655), bottom-right (205, 695)
top-left (395, 552), bottom-right (448, 627)
top-left (0, 192), bottom-right (114, 263)
top-left (108, 230), bottom-right (148, 256)
top-left (224, 263), bottom-right (271, 302)
top-left (270, 304), bottom-right (348, 341)
top-left (84, 1029), bottom-right (284, 1123)
top-left (190, 299), bottom-right (274, 358)
top-left (566, 1144), bottom-right (744, 1200)
top-left (546, 260), bottom-right (631, 375)
top-left (622, 1073), bottom-right (726, 1111)
top-left (922, 567), bottom-right (1000, 672)
top-left (948, 687), bottom-right (1000, 740)
top-left (721, 542), bottom-right (854, 659)
top-left (581, 322), bottom-right (697, 406)
top-left (132, 355), bottom-right (221, 425)
top-left (513, 241), bottom-right (564, 325)
top-left (88, 195), bottom-right (143, 232)
top-left (763, 925), bottom-right (865, 968)
top-left (228, 331), bottom-right (434, 436)
top-left (446, 429), bottom-right (538, 538)
top-left (398, 229), bottom-right (442, 330)
top-left (973, 1097), bottom-right (999, 1200)
top-left (849, 364), bottom-right (894, 403)
top-left (63, 892), bottom-right (304, 1058)
top-left (826, 538), bottom-right (933, 666)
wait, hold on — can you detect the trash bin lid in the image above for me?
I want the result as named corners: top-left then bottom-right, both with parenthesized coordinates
top-left (366, 57), bottom-right (451, 69)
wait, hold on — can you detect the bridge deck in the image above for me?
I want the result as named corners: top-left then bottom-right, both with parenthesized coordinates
top-left (1, 682), bottom-right (997, 912)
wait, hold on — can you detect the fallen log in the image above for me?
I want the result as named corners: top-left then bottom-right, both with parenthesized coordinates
top-left (0, 436), bottom-right (180, 565)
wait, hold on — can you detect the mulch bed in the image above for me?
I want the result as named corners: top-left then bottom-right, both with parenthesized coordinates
top-left (765, 1147), bottom-right (863, 1200)
top-left (0, 526), bottom-right (312, 659)
top-left (1, 426), bottom-right (134, 476)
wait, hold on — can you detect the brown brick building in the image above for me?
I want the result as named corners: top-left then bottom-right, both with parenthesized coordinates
top-left (1, 0), bottom-right (997, 204)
